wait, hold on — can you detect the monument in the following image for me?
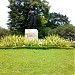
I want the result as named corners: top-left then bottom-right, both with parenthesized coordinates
top-left (25, 6), bottom-right (38, 39)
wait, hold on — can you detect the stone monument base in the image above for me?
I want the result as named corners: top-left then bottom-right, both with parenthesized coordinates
top-left (25, 29), bottom-right (38, 39)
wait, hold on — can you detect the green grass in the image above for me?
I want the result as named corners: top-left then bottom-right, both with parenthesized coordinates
top-left (0, 49), bottom-right (74, 75)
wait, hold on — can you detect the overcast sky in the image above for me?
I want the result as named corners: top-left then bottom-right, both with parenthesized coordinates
top-left (0, 0), bottom-right (75, 29)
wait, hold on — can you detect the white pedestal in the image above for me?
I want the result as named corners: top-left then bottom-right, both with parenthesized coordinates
top-left (25, 29), bottom-right (38, 39)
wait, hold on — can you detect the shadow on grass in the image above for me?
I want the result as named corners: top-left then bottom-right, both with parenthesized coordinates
top-left (0, 46), bottom-right (74, 50)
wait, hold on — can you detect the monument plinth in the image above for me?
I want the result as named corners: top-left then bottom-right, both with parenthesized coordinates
top-left (25, 6), bottom-right (38, 39)
top-left (25, 29), bottom-right (38, 39)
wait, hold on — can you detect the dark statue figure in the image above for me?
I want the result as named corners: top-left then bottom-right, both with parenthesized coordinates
top-left (28, 6), bottom-right (37, 29)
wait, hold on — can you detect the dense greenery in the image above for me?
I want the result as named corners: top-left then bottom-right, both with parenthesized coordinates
top-left (0, 27), bottom-right (10, 38)
top-left (43, 24), bottom-right (75, 40)
top-left (46, 12), bottom-right (70, 28)
top-left (0, 35), bottom-right (73, 49)
top-left (7, 0), bottom-right (71, 38)
top-left (8, 0), bottom-right (50, 35)
top-left (0, 49), bottom-right (74, 75)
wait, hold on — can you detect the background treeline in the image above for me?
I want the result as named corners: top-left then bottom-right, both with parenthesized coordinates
top-left (0, 24), bottom-right (75, 41)
top-left (42, 24), bottom-right (75, 40)
top-left (0, 27), bottom-right (10, 38)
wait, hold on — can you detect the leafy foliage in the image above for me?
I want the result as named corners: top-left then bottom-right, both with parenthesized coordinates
top-left (46, 12), bottom-right (70, 28)
top-left (8, 0), bottom-right (50, 35)
top-left (0, 35), bottom-right (73, 49)
top-left (55, 24), bottom-right (75, 40)
top-left (43, 24), bottom-right (75, 40)
top-left (0, 27), bottom-right (10, 38)
top-left (7, 0), bottom-right (71, 38)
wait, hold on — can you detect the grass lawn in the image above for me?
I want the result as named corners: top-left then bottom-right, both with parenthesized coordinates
top-left (0, 49), bottom-right (74, 75)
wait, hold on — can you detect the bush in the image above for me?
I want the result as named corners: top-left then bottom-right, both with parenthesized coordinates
top-left (0, 27), bottom-right (10, 38)
top-left (0, 35), bottom-right (73, 49)
top-left (43, 24), bottom-right (75, 41)
top-left (44, 35), bottom-right (72, 48)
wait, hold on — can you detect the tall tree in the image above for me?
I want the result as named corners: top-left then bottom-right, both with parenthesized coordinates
top-left (7, 0), bottom-right (50, 34)
top-left (46, 12), bottom-right (70, 28)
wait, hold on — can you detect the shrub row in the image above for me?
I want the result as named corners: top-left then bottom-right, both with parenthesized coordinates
top-left (0, 35), bottom-right (73, 49)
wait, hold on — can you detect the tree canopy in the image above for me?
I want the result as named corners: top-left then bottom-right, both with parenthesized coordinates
top-left (46, 12), bottom-right (70, 28)
top-left (7, 0), bottom-right (71, 38)
top-left (8, 0), bottom-right (50, 34)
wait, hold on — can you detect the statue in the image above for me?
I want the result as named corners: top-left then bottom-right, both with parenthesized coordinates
top-left (28, 6), bottom-right (37, 29)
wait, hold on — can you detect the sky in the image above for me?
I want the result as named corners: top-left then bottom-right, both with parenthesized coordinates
top-left (0, 0), bottom-right (75, 29)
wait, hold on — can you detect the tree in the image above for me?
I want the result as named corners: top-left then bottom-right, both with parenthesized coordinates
top-left (56, 24), bottom-right (75, 40)
top-left (46, 12), bottom-right (70, 28)
top-left (7, 0), bottom-right (50, 35)
top-left (0, 27), bottom-right (10, 38)
top-left (43, 24), bottom-right (75, 40)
